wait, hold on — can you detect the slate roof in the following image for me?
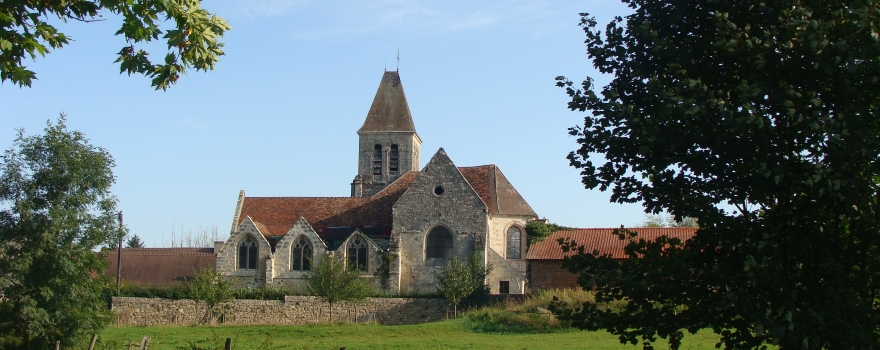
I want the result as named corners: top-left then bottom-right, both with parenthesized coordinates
top-left (526, 228), bottom-right (697, 260)
top-left (459, 165), bottom-right (537, 216)
top-left (358, 71), bottom-right (417, 133)
top-left (104, 248), bottom-right (216, 286)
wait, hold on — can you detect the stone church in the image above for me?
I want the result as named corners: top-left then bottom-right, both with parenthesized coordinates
top-left (215, 71), bottom-right (538, 295)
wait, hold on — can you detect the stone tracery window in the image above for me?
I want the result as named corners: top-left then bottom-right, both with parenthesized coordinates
top-left (507, 226), bottom-right (522, 259)
top-left (347, 236), bottom-right (368, 272)
top-left (291, 236), bottom-right (312, 271)
top-left (238, 236), bottom-right (258, 270)
top-left (426, 226), bottom-right (453, 265)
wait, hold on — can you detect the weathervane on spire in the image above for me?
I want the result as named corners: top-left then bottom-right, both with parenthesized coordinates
top-left (397, 48), bottom-right (400, 71)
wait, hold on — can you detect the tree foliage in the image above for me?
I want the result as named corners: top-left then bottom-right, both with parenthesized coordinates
top-left (638, 213), bottom-right (698, 228)
top-left (187, 267), bottom-right (233, 324)
top-left (525, 220), bottom-right (572, 245)
top-left (556, 1), bottom-right (880, 348)
top-left (0, 117), bottom-right (118, 348)
top-left (0, 0), bottom-right (231, 90)
top-left (436, 254), bottom-right (492, 318)
top-left (306, 255), bottom-right (375, 322)
top-left (125, 233), bottom-right (144, 248)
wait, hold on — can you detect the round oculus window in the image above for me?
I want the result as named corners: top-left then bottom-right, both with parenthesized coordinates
top-left (433, 186), bottom-right (445, 196)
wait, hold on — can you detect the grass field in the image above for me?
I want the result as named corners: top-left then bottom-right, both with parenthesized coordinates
top-left (85, 319), bottom-right (722, 350)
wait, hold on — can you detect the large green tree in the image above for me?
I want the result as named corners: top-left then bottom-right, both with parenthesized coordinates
top-left (0, 117), bottom-right (119, 348)
top-left (555, 1), bottom-right (880, 349)
top-left (0, 0), bottom-right (230, 90)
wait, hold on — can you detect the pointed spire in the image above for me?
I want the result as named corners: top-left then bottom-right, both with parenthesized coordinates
top-left (358, 71), bottom-right (417, 133)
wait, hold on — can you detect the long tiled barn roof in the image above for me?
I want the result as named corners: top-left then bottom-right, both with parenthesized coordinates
top-left (104, 248), bottom-right (216, 286)
top-left (526, 228), bottom-right (697, 260)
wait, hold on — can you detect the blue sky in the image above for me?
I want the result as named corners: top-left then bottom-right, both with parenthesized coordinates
top-left (0, 0), bottom-right (645, 247)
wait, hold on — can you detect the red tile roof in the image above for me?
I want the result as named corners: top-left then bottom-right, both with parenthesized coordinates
top-left (237, 163), bottom-right (538, 241)
top-left (458, 165), bottom-right (536, 216)
top-left (104, 248), bottom-right (216, 286)
top-left (526, 228), bottom-right (697, 260)
top-left (238, 171), bottom-right (418, 237)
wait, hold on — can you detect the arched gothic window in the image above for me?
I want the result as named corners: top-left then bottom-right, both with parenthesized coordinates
top-left (372, 144), bottom-right (383, 176)
top-left (389, 144), bottom-right (399, 174)
top-left (426, 226), bottom-right (453, 266)
top-left (507, 226), bottom-right (522, 259)
top-left (238, 236), bottom-right (258, 270)
top-left (291, 236), bottom-right (312, 271)
top-left (347, 237), bottom-right (368, 272)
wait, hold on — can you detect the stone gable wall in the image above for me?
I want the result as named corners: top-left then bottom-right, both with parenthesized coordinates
top-left (111, 296), bottom-right (450, 326)
top-left (392, 149), bottom-right (488, 294)
top-left (216, 219), bottom-right (274, 289)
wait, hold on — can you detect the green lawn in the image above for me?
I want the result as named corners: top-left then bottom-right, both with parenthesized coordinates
top-left (85, 319), bottom-right (722, 350)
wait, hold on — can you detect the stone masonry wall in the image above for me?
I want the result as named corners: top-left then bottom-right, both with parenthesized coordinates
top-left (112, 296), bottom-right (450, 326)
top-left (391, 149), bottom-right (488, 294)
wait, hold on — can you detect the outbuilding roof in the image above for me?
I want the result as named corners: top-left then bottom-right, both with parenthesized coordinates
top-left (526, 228), bottom-right (697, 260)
top-left (103, 248), bottom-right (216, 286)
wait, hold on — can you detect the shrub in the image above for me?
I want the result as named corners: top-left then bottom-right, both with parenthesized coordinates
top-left (465, 288), bottom-right (626, 332)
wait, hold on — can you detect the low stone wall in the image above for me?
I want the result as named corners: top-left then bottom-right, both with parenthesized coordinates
top-left (111, 296), bottom-right (450, 326)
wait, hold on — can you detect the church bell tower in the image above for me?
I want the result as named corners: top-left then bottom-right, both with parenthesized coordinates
top-left (351, 71), bottom-right (421, 197)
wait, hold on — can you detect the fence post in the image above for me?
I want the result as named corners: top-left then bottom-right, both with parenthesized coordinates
top-left (225, 338), bottom-right (232, 350)
top-left (138, 335), bottom-right (150, 350)
top-left (88, 334), bottom-right (98, 350)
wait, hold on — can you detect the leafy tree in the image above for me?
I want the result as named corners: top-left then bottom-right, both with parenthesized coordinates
top-left (555, 1), bottom-right (880, 348)
top-left (0, 0), bottom-right (231, 90)
top-left (306, 255), bottom-right (375, 322)
top-left (187, 267), bottom-right (234, 324)
top-left (125, 233), bottom-right (145, 248)
top-left (0, 117), bottom-right (118, 348)
top-left (437, 254), bottom-right (493, 318)
top-left (638, 213), bottom-right (698, 228)
top-left (525, 220), bottom-right (572, 245)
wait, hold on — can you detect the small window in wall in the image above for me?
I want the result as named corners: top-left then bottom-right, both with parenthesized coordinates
top-left (238, 236), bottom-right (258, 270)
top-left (507, 226), bottom-right (522, 259)
top-left (372, 144), bottom-right (383, 176)
top-left (426, 226), bottom-right (453, 265)
top-left (389, 144), bottom-right (399, 174)
top-left (347, 237), bottom-right (369, 272)
top-left (500, 281), bottom-right (510, 294)
top-left (291, 236), bottom-right (312, 271)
